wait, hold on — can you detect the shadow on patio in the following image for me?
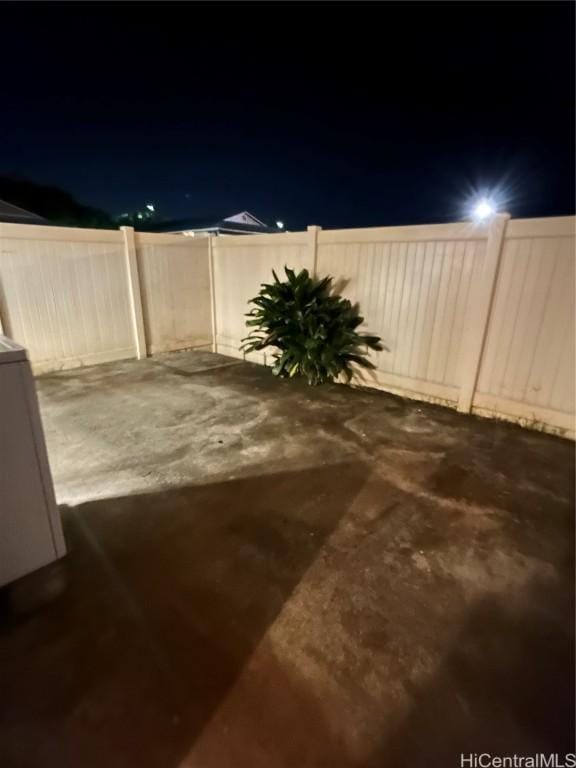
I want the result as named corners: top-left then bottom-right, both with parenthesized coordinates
top-left (180, 586), bottom-right (575, 768)
top-left (0, 461), bottom-right (369, 768)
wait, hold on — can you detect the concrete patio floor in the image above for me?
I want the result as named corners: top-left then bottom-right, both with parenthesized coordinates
top-left (0, 350), bottom-right (574, 767)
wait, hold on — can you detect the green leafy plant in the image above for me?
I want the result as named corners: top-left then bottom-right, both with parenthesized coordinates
top-left (241, 267), bottom-right (383, 385)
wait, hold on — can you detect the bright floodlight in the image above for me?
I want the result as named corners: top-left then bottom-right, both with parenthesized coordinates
top-left (473, 199), bottom-right (495, 221)
top-left (276, 220), bottom-right (284, 229)
top-left (146, 203), bottom-right (155, 212)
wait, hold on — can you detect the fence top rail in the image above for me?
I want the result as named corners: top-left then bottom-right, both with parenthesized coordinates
top-left (212, 231), bottom-right (309, 248)
top-left (0, 224), bottom-right (214, 248)
top-left (0, 222), bottom-right (123, 243)
top-left (505, 216), bottom-right (575, 240)
top-left (1, 215), bottom-right (573, 249)
top-left (318, 221), bottom-right (491, 245)
top-left (134, 231), bottom-right (210, 248)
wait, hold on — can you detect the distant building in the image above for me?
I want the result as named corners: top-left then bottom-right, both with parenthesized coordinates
top-left (0, 199), bottom-right (45, 225)
top-left (145, 211), bottom-right (283, 236)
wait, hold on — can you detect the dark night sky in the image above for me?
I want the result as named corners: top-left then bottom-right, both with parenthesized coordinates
top-left (1, 2), bottom-right (574, 229)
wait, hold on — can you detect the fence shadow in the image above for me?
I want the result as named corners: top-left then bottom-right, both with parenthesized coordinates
top-left (374, 587), bottom-right (575, 768)
top-left (182, 587), bottom-right (574, 768)
top-left (0, 461), bottom-right (369, 768)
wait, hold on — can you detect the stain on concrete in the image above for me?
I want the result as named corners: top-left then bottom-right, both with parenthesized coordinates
top-left (0, 350), bottom-right (573, 767)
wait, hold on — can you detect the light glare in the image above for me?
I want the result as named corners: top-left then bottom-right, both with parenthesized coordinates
top-left (473, 199), bottom-right (496, 221)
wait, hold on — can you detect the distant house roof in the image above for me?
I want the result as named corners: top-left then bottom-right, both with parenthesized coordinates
top-left (145, 211), bottom-right (280, 235)
top-left (0, 199), bottom-right (45, 224)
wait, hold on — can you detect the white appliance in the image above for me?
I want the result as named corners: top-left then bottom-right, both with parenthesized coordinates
top-left (0, 335), bottom-right (66, 587)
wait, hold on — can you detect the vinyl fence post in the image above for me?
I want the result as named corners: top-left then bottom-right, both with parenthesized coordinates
top-left (121, 226), bottom-right (147, 360)
top-left (457, 212), bottom-right (510, 413)
top-left (208, 234), bottom-right (218, 353)
top-left (307, 225), bottom-right (321, 277)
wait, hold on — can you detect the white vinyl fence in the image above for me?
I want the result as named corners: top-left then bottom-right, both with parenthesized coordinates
top-left (0, 215), bottom-right (574, 438)
top-left (0, 224), bottom-right (212, 372)
top-left (211, 215), bottom-right (575, 438)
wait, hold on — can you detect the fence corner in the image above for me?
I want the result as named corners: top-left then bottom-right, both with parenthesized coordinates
top-left (457, 212), bottom-right (510, 414)
top-left (121, 226), bottom-right (147, 360)
top-left (307, 225), bottom-right (321, 277)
